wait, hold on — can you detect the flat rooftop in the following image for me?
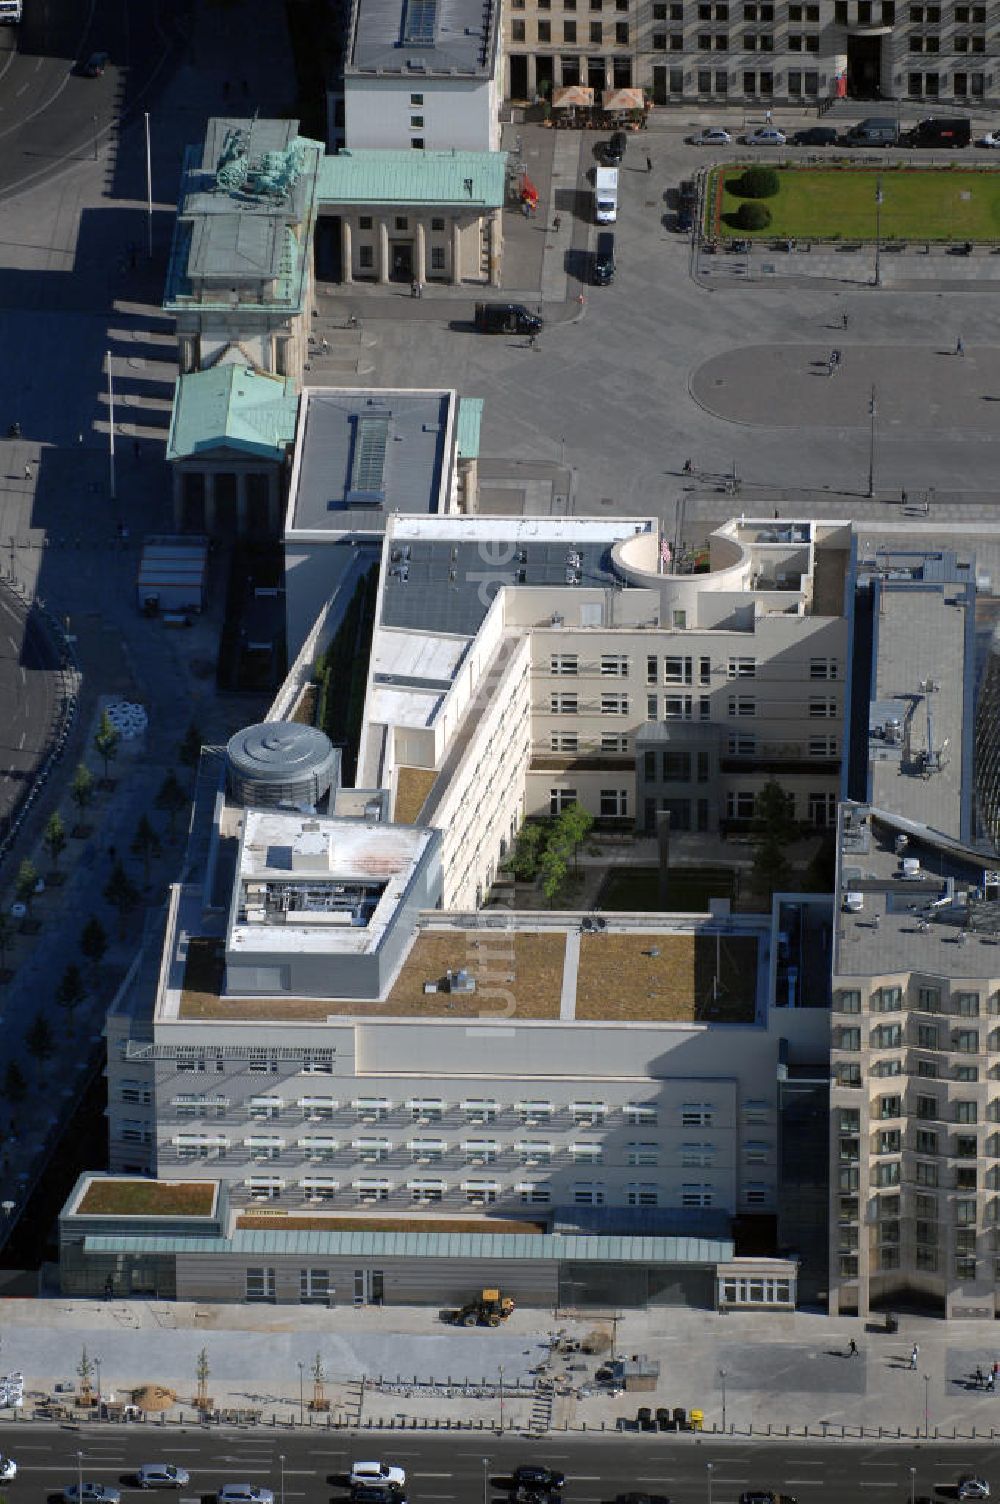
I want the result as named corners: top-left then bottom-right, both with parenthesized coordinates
top-left (75, 1179), bottom-right (217, 1219)
top-left (179, 920), bottom-right (765, 1023)
top-left (230, 810), bottom-right (436, 956)
top-left (288, 389), bottom-right (453, 535)
top-left (347, 0), bottom-right (497, 77)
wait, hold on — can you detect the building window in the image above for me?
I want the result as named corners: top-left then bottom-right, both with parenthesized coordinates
top-left (809, 736), bottom-right (837, 756)
top-left (682, 1103), bottom-right (713, 1126)
top-left (626, 1103), bottom-right (658, 1125)
top-left (956, 991), bottom-right (981, 1017)
top-left (573, 1181), bottom-right (605, 1205)
top-left (953, 1029), bottom-right (979, 1054)
top-left (726, 791), bottom-right (756, 820)
top-left (664, 696), bottom-right (692, 719)
top-left (564, 18), bottom-right (577, 35)
top-left (410, 92), bottom-right (424, 104)
top-left (246, 1267), bottom-right (276, 1302)
top-left (537, 18), bottom-right (551, 37)
top-left (727, 656), bottom-right (755, 679)
top-left (600, 789), bottom-right (628, 817)
top-left (955, 1101), bottom-right (979, 1124)
top-left (410, 115), bottom-right (424, 129)
top-left (520, 1184), bottom-right (551, 1204)
top-left (615, 20), bottom-right (628, 40)
top-left (601, 654), bottom-right (629, 677)
top-left (430, 217), bottom-right (445, 232)
top-left (550, 693), bottom-right (578, 713)
top-left (512, 18), bottom-right (526, 37)
top-left (550, 654), bottom-right (579, 675)
top-left (682, 1142), bottom-right (715, 1167)
top-left (431, 247), bottom-right (445, 271)
top-left (836, 990), bottom-right (861, 1014)
top-left (359, 246), bottom-right (374, 270)
top-left (299, 1268), bottom-right (331, 1304)
top-left (808, 698), bottom-right (836, 718)
top-left (601, 693), bottom-right (629, 715)
top-left (394, 216), bottom-right (408, 231)
top-left (873, 986), bottom-right (903, 1012)
top-left (590, 20), bottom-right (602, 38)
top-left (682, 1183), bottom-right (713, 1207)
top-left (550, 732), bottom-right (579, 753)
top-left (602, 734), bottom-right (629, 752)
top-left (627, 1184), bottom-right (658, 1206)
top-left (915, 1161), bottom-right (938, 1187)
top-left (874, 1162), bottom-right (900, 1187)
top-left (627, 1142), bottom-right (659, 1166)
top-left (727, 697), bottom-right (755, 717)
top-left (549, 788), bottom-right (578, 814)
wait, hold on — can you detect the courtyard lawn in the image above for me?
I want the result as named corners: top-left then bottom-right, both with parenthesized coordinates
top-left (711, 165), bottom-right (1000, 241)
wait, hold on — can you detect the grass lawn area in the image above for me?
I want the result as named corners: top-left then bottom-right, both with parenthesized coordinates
top-left (78, 1179), bottom-right (216, 1218)
top-left (711, 165), bottom-right (1000, 240)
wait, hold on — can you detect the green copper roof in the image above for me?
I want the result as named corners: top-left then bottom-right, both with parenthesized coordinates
top-left (456, 398), bottom-right (484, 459)
top-left (166, 365), bottom-right (299, 463)
top-left (82, 1228), bottom-right (733, 1263)
top-left (317, 150), bottom-right (507, 208)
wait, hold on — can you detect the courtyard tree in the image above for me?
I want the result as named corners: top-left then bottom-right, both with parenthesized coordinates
top-left (55, 963), bottom-right (87, 1031)
top-left (43, 811), bottom-right (67, 871)
top-left (80, 916), bottom-right (108, 974)
top-left (93, 710), bottom-right (120, 783)
top-left (104, 860), bottom-right (140, 938)
top-left (155, 771), bottom-right (188, 841)
top-left (25, 1013), bottom-right (53, 1065)
top-left (14, 859), bottom-right (38, 916)
top-left (70, 762), bottom-right (95, 823)
top-left (553, 801), bottom-right (594, 876)
top-left (130, 815), bottom-right (162, 886)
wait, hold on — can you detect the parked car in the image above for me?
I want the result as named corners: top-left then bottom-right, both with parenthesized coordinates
top-left (977, 131), bottom-right (1000, 148)
top-left (742, 127), bottom-right (787, 146)
top-left (678, 179), bottom-right (698, 205)
top-left (592, 231), bottom-right (616, 285)
top-left (474, 303), bottom-right (543, 336)
top-left (63, 1489), bottom-right (121, 1504)
top-left (217, 1488), bottom-right (274, 1504)
top-left (0, 1459), bottom-right (15, 1483)
top-left (739, 1494), bottom-right (798, 1504)
top-left (80, 50), bottom-right (109, 76)
top-left (350, 1465), bottom-right (406, 1491)
top-left (601, 131), bottom-right (628, 165)
top-left (676, 205), bottom-right (693, 233)
top-left (350, 1491), bottom-right (404, 1504)
top-left (957, 1480), bottom-right (991, 1502)
top-left (613, 1494), bottom-right (671, 1504)
top-left (136, 1466), bottom-right (190, 1490)
top-left (511, 1466), bottom-right (565, 1494)
top-left (687, 127), bottom-right (732, 145)
top-left (791, 126), bottom-right (839, 146)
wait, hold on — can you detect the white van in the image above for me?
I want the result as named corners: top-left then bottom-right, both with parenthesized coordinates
top-left (594, 166), bottom-right (619, 224)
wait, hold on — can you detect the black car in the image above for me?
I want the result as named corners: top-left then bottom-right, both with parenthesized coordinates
top-left (350, 1491), bottom-right (405, 1504)
top-left (474, 302), bottom-right (543, 335)
top-left (80, 50), bottom-right (109, 76)
top-left (678, 178), bottom-right (697, 205)
top-left (511, 1467), bottom-right (565, 1494)
top-left (602, 131), bottom-right (627, 166)
top-left (791, 126), bottom-right (839, 146)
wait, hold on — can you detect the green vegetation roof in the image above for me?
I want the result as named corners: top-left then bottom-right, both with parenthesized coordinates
top-left (166, 365), bottom-right (299, 462)
top-left (317, 150), bottom-right (507, 208)
top-left (76, 1179), bottom-right (217, 1218)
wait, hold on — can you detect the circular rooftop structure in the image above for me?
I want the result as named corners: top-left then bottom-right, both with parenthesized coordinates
top-left (226, 722), bottom-right (337, 809)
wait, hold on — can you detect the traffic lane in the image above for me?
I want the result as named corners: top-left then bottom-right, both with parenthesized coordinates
top-left (0, 1429), bottom-right (995, 1504)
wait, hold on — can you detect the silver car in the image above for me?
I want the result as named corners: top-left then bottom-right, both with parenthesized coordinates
top-left (217, 1488), bottom-right (274, 1504)
top-left (137, 1466), bottom-right (190, 1490)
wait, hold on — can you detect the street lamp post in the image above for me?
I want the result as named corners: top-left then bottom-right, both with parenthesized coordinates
top-left (706, 1461), bottom-right (714, 1504)
top-left (719, 1368), bottom-right (727, 1434)
top-left (144, 112), bottom-right (153, 260)
top-left (77, 1451), bottom-right (83, 1501)
top-left (867, 385), bottom-right (878, 499)
top-left (909, 1465), bottom-right (916, 1504)
top-left (92, 115), bottom-right (98, 162)
top-left (106, 351), bottom-right (116, 503)
top-left (95, 1355), bottom-right (102, 1409)
top-left (481, 1457), bottom-right (493, 1504)
top-left (498, 1365), bottom-right (504, 1434)
top-left (874, 176), bottom-right (883, 287)
top-left (298, 1360), bottom-right (305, 1426)
top-left (923, 1372), bottom-right (930, 1439)
top-left (279, 1454), bottom-right (285, 1504)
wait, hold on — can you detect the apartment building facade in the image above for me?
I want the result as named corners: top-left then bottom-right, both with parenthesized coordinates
top-left (504, 0), bottom-right (998, 107)
top-left (826, 547), bottom-right (1000, 1319)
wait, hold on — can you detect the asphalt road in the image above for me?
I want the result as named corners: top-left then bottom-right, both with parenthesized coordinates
top-left (0, 587), bottom-right (59, 832)
top-left (0, 1427), bottom-right (994, 1504)
top-left (0, 0), bottom-right (179, 201)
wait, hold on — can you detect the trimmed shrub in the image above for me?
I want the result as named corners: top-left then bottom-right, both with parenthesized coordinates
top-left (737, 165), bottom-right (780, 199)
top-left (736, 201), bottom-right (772, 231)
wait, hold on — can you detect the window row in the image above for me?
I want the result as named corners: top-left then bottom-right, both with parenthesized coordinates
top-left (172, 1054), bottom-right (335, 1076)
top-left (836, 987), bottom-right (987, 1016)
top-left (172, 1135), bottom-right (760, 1166)
top-left (237, 1177), bottom-right (727, 1208)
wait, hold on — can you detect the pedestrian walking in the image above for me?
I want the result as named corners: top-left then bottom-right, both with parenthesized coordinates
top-left (765, 108), bottom-right (773, 125)
top-left (987, 1372), bottom-right (995, 1393)
top-left (901, 489), bottom-right (908, 507)
top-left (320, 337), bottom-right (329, 354)
top-left (552, 214), bottom-right (561, 233)
top-left (842, 310), bottom-right (849, 329)
top-left (910, 1343), bottom-right (919, 1370)
top-left (976, 1366), bottom-right (985, 1388)
top-left (23, 461), bottom-right (31, 481)
top-left (957, 334), bottom-right (965, 356)
top-left (682, 458), bottom-right (693, 474)
top-left (848, 1339), bottom-right (858, 1357)
top-left (646, 154), bottom-right (653, 173)
top-left (993, 1361), bottom-right (999, 1382)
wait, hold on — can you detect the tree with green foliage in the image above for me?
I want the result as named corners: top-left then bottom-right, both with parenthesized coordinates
top-left (131, 814), bottom-right (162, 886)
top-left (511, 822), bottom-right (545, 881)
top-left (80, 916), bottom-right (108, 972)
top-left (178, 721), bottom-right (204, 773)
top-left (540, 837), bottom-right (571, 907)
top-left (736, 201), bottom-right (771, 232)
top-left (104, 861), bottom-right (140, 937)
top-left (55, 963), bottom-right (86, 1030)
top-left (553, 802), bottom-right (594, 876)
top-left (25, 1013), bottom-right (53, 1064)
top-left (2, 1060), bottom-right (26, 1105)
top-left (43, 810), bottom-right (67, 871)
top-left (14, 859), bottom-right (38, 915)
top-left (70, 762), bottom-right (95, 819)
top-left (751, 780), bottom-right (796, 900)
top-left (94, 709), bottom-right (120, 782)
top-left (737, 164), bottom-right (780, 199)
top-left (155, 771), bottom-right (188, 840)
